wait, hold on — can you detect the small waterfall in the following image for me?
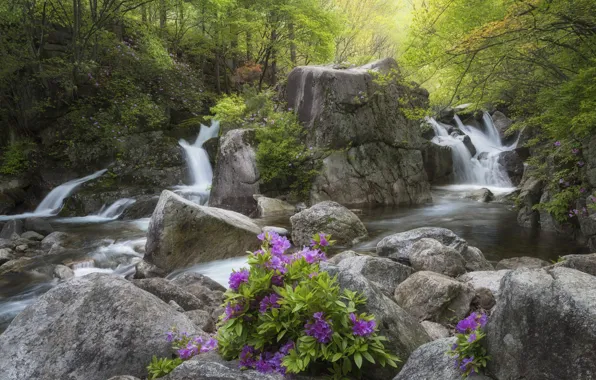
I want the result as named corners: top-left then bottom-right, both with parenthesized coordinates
top-left (35, 169), bottom-right (107, 214)
top-left (96, 198), bottom-right (136, 219)
top-left (429, 112), bottom-right (516, 188)
top-left (176, 120), bottom-right (220, 205)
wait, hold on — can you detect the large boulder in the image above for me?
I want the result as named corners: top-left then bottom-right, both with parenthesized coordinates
top-left (0, 220), bottom-right (23, 239)
top-left (286, 59), bottom-right (433, 206)
top-left (209, 129), bottom-right (260, 216)
top-left (421, 142), bottom-right (453, 184)
top-left (290, 201), bottom-right (367, 247)
top-left (132, 278), bottom-right (205, 311)
top-left (0, 273), bottom-right (197, 380)
top-left (496, 256), bottom-right (549, 270)
top-left (464, 188), bottom-right (494, 203)
top-left (394, 271), bottom-right (475, 324)
top-left (553, 253), bottom-right (596, 276)
top-left (487, 268), bottom-right (596, 380)
top-left (145, 190), bottom-right (262, 272)
top-left (393, 337), bottom-right (492, 380)
top-left (497, 151), bottom-right (524, 186)
top-left (420, 321), bottom-right (450, 341)
top-left (254, 195), bottom-right (295, 218)
top-left (457, 270), bottom-right (511, 302)
top-left (337, 255), bottom-right (414, 295)
top-left (516, 171), bottom-right (544, 228)
top-left (491, 111), bottom-right (515, 145)
top-left (40, 231), bottom-right (70, 251)
top-left (408, 238), bottom-right (466, 277)
top-left (460, 246), bottom-right (493, 271)
top-left (23, 218), bottom-right (54, 235)
top-left (170, 272), bottom-right (226, 313)
top-left (377, 227), bottom-right (468, 262)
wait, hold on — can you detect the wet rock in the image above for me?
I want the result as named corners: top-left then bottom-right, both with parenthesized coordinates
top-left (254, 195), bottom-right (295, 218)
top-left (487, 268), bottom-right (596, 380)
top-left (21, 231), bottom-right (44, 241)
top-left (496, 256), bottom-right (549, 270)
top-left (184, 309), bottom-right (216, 333)
top-left (464, 188), bottom-right (494, 203)
top-left (120, 195), bottom-right (160, 220)
top-left (0, 238), bottom-right (13, 249)
top-left (457, 134), bottom-right (477, 157)
top-left (15, 244), bottom-right (28, 253)
top-left (133, 278), bottom-right (205, 311)
top-left (134, 260), bottom-right (166, 279)
top-left (516, 171), bottom-right (544, 228)
top-left (377, 227), bottom-right (468, 263)
top-left (409, 238), bottom-right (466, 277)
top-left (491, 111), bottom-right (515, 144)
top-left (107, 377), bottom-right (141, 380)
top-left (202, 137), bottom-right (219, 166)
top-left (552, 253), bottom-right (596, 276)
top-left (168, 300), bottom-right (184, 313)
top-left (337, 255), bottom-right (414, 296)
top-left (0, 220), bottom-right (23, 239)
top-left (473, 287), bottom-right (496, 310)
top-left (497, 151), bottom-right (524, 186)
top-left (460, 246), bottom-right (493, 271)
top-left (327, 250), bottom-right (358, 265)
top-left (394, 271), bottom-right (475, 324)
top-left (421, 142), bottom-right (453, 184)
top-left (40, 231), bottom-right (70, 251)
top-left (53, 265), bottom-right (74, 280)
top-left (23, 218), bottom-right (54, 235)
top-left (0, 273), bottom-right (198, 380)
top-left (0, 248), bottom-right (14, 265)
top-left (420, 321), bottom-right (450, 341)
top-left (209, 129), bottom-right (260, 216)
top-left (262, 226), bottom-right (289, 237)
top-left (393, 337), bottom-right (492, 380)
top-left (290, 201), bottom-right (368, 248)
top-left (457, 270), bottom-right (511, 303)
top-left (170, 272), bottom-right (225, 312)
top-left (145, 190), bottom-right (261, 272)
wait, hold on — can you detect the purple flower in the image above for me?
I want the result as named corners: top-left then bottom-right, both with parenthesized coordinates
top-left (451, 343), bottom-right (458, 351)
top-left (554, 141), bottom-right (561, 147)
top-left (349, 313), bottom-right (376, 337)
top-left (279, 340), bottom-right (295, 355)
top-left (166, 331), bottom-right (176, 342)
top-left (259, 293), bottom-right (281, 313)
top-left (309, 272), bottom-right (318, 278)
top-left (578, 161), bottom-right (585, 167)
top-left (223, 302), bottom-right (243, 321)
top-left (581, 188), bottom-right (586, 193)
top-left (229, 269), bottom-right (249, 291)
top-left (572, 148), bottom-right (580, 154)
top-left (559, 179), bottom-right (564, 184)
top-left (266, 255), bottom-right (287, 274)
top-left (305, 312), bottom-right (333, 343)
top-left (460, 356), bottom-right (474, 371)
top-left (294, 248), bottom-right (327, 264)
top-left (239, 345), bottom-right (257, 368)
top-left (456, 312), bottom-right (487, 333)
top-left (271, 275), bottom-right (284, 286)
top-left (467, 333), bottom-right (477, 343)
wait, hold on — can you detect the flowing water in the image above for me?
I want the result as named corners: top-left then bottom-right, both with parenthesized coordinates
top-left (55, 198), bottom-right (136, 224)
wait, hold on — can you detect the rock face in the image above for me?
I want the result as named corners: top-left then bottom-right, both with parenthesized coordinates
top-left (286, 58), bottom-right (432, 206)
top-left (393, 338), bottom-right (492, 380)
top-left (145, 190), bottom-right (261, 272)
top-left (290, 201), bottom-right (368, 247)
top-left (496, 256), bottom-right (549, 270)
top-left (23, 218), bottom-right (54, 235)
top-left (337, 255), bottom-right (413, 295)
top-left (254, 195), bottom-right (295, 218)
top-left (132, 278), bottom-right (205, 311)
top-left (0, 273), bottom-right (197, 380)
top-left (420, 321), bottom-right (450, 341)
top-left (497, 151), bottom-right (524, 186)
top-left (492, 110), bottom-right (515, 145)
top-left (0, 220), bottom-right (23, 239)
top-left (516, 171), bottom-right (544, 228)
top-left (209, 129), bottom-right (260, 216)
top-left (465, 188), bottom-right (494, 203)
top-left (487, 268), bottom-right (596, 380)
top-left (408, 238), bottom-right (466, 277)
top-left (377, 227), bottom-right (468, 262)
top-left (394, 271), bottom-right (475, 324)
top-left (421, 142), bottom-right (453, 184)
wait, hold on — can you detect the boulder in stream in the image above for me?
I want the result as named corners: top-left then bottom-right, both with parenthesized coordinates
top-left (337, 255), bottom-right (413, 296)
top-left (0, 220), bottom-right (23, 239)
top-left (377, 227), bottom-right (468, 262)
top-left (496, 256), bottom-right (550, 270)
top-left (145, 190), bottom-right (262, 272)
top-left (23, 218), bottom-right (54, 235)
top-left (408, 238), bottom-right (467, 277)
top-left (497, 150), bottom-right (524, 186)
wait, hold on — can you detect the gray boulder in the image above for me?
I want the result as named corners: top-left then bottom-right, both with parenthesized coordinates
top-left (420, 321), bottom-right (450, 341)
top-left (0, 220), bottom-right (22, 239)
top-left (464, 188), bottom-right (494, 203)
top-left (394, 271), bottom-right (475, 324)
top-left (496, 256), bottom-right (549, 270)
top-left (209, 129), bottom-right (260, 216)
top-left (457, 134), bottom-right (477, 157)
top-left (40, 231), bottom-right (70, 251)
top-left (337, 255), bottom-right (413, 295)
top-left (516, 171), bottom-right (544, 228)
top-left (377, 227), bottom-right (468, 262)
top-left (53, 265), bottom-right (74, 280)
top-left (169, 272), bottom-right (225, 313)
top-left (553, 253), bottom-right (596, 276)
top-left (107, 377), bottom-right (141, 380)
top-left (460, 246), bottom-right (493, 271)
top-left (457, 270), bottom-right (511, 302)
top-left (132, 278), bottom-right (205, 311)
top-left (0, 273), bottom-right (197, 380)
top-left (491, 111), bottom-right (515, 144)
top-left (23, 218), bottom-right (54, 235)
top-left (487, 268), bottom-right (596, 380)
top-left (497, 151), bottom-right (524, 186)
top-left (184, 310), bottom-right (216, 333)
top-left (121, 196), bottom-right (160, 220)
top-left (134, 260), bottom-right (167, 279)
top-left (327, 250), bottom-right (358, 265)
top-left (421, 142), bottom-right (453, 184)
top-left (393, 337), bottom-right (492, 380)
top-left (409, 238), bottom-right (466, 277)
top-left (145, 190), bottom-right (261, 272)
top-left (0, 248), bottom-right (14, 265)
top-left (290, 201), bottom-right (368, 247)
top-left (254, 195), bottom-right (295, 218)
top-left (20, 231), bottom-right (44, 241)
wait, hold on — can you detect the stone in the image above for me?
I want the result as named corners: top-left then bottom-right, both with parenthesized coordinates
top-left (487, 268), bottom-right (596, 380)
top-left (377, 227), bottom-right (468, 262)
top-left (0, 273), bottom-right (197, 380)
top-left (40, 231), bottom-right (70, 251)
top-left (170, 272), bottom-right (226, 312)
top-left (421, 142), bottom-right (453, 184)
top-left (145, 190), bottom-right (261, 272)
top-left (106, 377), bottom-right (141, 380)
top-left (0, 248), bottom-right (14, 265)
top-left (496, 256), bottom-right (550, 270)
top-left (0, 220), bottom-right (22, 239)
top-left (20, 231), bottom-right (44, 241)
top-left (121, 196), bottom-right (160, 220)
top-left (254, 195), bottom-right (295, 218)
top-left (333, 269), bottom-right (431, 379)
top-left (290, 201), bottom-right (368, 247)
top-left (262, 226), bottom-right (289, 236)
top-left (516, 170), bottom-right (544, 228)
top-left (337, 255), bottom-right (414, 295)
top-left (420, 321), bottom-right (450, 341)
top-left (209, 129), bottom-right (260, 216)
top-left (133, 278), bottom-right (205, 311)
top-left (409, 238), bottom-right (467, 277)
top-left (553, 253), bottom-right (596, 276)
top-left (53, 264), bottom-right (74, 280)
top-left (327, 250), bottom-right (358, 265)
top-left (23, 218), bottom-right (54, 235)
top-left (134, 260), bottom-right (167, 279)
top-left (457, 134), bottom-right (477, 157)
top-left (460, 246), bottom-right (494, 271)
top-left (497, 151), bottom-right (524, 186)
top-left (491, 111), bottom-right (515, 144)
top-left (394, 271), bottom-right (475, 324)
top-left (168, 300), bottom-right (185, 312)
top-left (464, 188), bottom-right (494, 203)
top-left (184, 310), bottom-right (216, 333)
top-left (473, 287), bottom-right (496, 310)
top-left (457, 270), bottom-right (511, 302)
top-left (0, 238), bottom-right (13, 249)
top-left (393, 338), bottom-right (492, 380)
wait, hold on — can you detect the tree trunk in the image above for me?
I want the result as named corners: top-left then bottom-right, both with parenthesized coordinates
top-left (215, 50), bottom-right (221, 95)
top-left (246, 31), bottom-right (252, 62)
top-left (289, 22), bottom-right (297, 65)
top-left (159, 0), bottom-right (167, 30)
top-left (270, 29), bottom-right (278, 86)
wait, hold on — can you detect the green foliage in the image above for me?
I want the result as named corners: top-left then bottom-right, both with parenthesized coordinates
top-left (217, 232), bottom-right (399, 379)
top-left (146, 356), bottom-right (182, 380)
top-left (209, 94), bottom-right (247, 127)
top-left (448, 330), bottom-right (490, 378)
top-left (0, 140), bottom-right (34, 175)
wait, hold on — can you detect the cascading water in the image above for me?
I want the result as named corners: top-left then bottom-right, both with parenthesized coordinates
top-left (176, 120), bottom-right (220, 205)
top-left (55, 198), bottom-right (136, 224)
top-left (429, 111), bottom-right (517, 189)
top-left (0, 169), bottom-right (107, 220)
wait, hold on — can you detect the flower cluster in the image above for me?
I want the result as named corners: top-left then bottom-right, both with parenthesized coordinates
top-left (154, 327), bottom-right (218, 377)
top-left (177, 336), bottom-right (218, 359)
top-left (448, 312), bottom-right (490, 378)
top-left (216, 232), bottom-right (398, 379)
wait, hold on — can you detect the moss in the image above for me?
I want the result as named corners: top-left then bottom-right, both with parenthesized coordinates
top-left (0, 140), bottom-right (35, 175)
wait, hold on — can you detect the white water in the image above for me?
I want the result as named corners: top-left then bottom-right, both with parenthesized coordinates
top-left (429, 112), bottom-right (516, 188)
top-left (167, 255), bottom-right (248, 288)
top-left (55, 198), bottom-right (136, 224)
top-left (0, 169), bottom-right (107, 221)
top-left (175, 120), bottom-right (220, 205)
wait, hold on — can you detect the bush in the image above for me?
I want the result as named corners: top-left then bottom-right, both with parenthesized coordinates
top-left (448, 312), bottom-right (490, 377)
top-left (216, 232), bottom-right (399, 379)
top-left (0, 140), bottom-right (34, 175)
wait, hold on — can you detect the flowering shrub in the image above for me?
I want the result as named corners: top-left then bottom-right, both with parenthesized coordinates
top-left (217, 232), bottom-right (399, 379)
top-left (448, 312), bottom-right (490, 377)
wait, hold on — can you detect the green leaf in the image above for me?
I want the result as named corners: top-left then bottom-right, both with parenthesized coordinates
top-left (354, 352), bottom-right (363, 368)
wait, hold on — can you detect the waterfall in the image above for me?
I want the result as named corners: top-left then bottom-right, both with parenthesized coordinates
top-left (96, 198), bottom-right (136, 219)
top-left (176, 120), bottom-right (220, 205)
top-left (429, 112), bottom-right (516, 188)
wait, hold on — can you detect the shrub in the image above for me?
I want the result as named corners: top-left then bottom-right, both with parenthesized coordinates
top-left (216, 232), bottom-right (399, 379)
top-left (0, 140), bottom-right (34, 175)
top-left (447, 312), bottom-right (490, 377)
